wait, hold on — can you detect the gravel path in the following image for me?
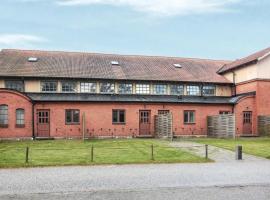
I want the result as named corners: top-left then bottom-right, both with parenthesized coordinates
top-left (170, 141), bottom-right (268, 162)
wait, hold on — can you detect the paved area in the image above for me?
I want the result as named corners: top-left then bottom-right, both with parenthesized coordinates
top-left (1, 185), bottom-right (270, 200)
top-left (0, 161), bottom-right (270, 199)
top-left (170, 141), bottom-right (268, 162)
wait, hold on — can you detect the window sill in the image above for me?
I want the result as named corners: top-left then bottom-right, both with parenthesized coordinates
top-left (112, 122), bottom-right (126, 125)
top-left (16, 124), bottom-right (25, 128)
top-left (65, 123), bottom-right (80, 125)
top-left (184, 123), bottom-right (196, 125)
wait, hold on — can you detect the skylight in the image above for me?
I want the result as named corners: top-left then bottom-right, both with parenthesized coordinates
top-left (28, 57), bottom-right (38, 62)
top-left (173, 63), bottom-right (182, 68)
top-left (111, 61), bottom-right (119, 65)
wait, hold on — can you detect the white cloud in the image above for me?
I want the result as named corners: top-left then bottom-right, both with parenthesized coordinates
top-left (0, 34), bottom-right (46, 49)
top-left (56, 0), bottom-right (242, 16)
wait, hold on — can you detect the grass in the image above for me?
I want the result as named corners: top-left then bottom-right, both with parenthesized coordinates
top-left (0, 139), bottom-right (208, 168)
top-left (192, 137), bottom-right (270, 159)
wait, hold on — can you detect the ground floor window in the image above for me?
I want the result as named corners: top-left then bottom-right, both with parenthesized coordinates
top-left (65, 109), bottom-right (80, 124)
top-left (184, 110), bottom-right (195, 124)
top-left (16, 109), bottom-right (25, 127)
top-left (0, 105), bottom-right (8, 127)
top-left (112, 110), bottom-right (125, 124)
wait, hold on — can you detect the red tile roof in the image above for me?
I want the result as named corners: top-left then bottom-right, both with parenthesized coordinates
top-left (0, 49), bottom-right (231, 84)
top-left (218, 47), bottom-right (270, 74)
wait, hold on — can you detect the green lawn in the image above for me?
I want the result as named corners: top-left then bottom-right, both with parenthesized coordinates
top-left (0, 139), bottom-right (207, 168)
top-left (192, 137), bottom-right (270, 159)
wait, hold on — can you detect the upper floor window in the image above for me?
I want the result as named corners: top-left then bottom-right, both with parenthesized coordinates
top-left (100, 82), bottom-right (115, 94)
top-left (0, 105), bottom-right (8, 127)
top-left (170, 84), bottom-right (184, 95)
top-left (187, 85), bottom-right (201, 96)
top-left (62, 82), bottom-right (77, 92)
top-left (112, 110), bottom-right (125, 124)
top-left (118, 83), bottom-right (133, 94)
top-left (41, 81), bottom-right (57, 92)
top-left (5, 80), bottom-right (24, 92)
top-left (80, 82), bottom-right (96, 93)
top-left (184, 110), bottom-right (195, 124)
top-left (202, 85), bottom-right (216, 96)
top-left (136, 84), bottom-right (150, 94)
top-left (65, 109), bottom-right (80, 124)
top-left (16, 109), bottom-right (25, 127)
top-left (153, 84), bottom-right (167, 95)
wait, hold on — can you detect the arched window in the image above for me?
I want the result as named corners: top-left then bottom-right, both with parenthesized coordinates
top-left (16, 109), bottom-right (25, 127)
top-left (0, 105), bottom-right (8, 127)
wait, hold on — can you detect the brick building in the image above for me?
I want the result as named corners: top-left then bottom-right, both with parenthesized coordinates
top-left (0, 47), bottom-right (270, 139)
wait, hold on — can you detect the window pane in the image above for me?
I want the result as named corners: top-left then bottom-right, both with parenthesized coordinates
top-left (189, 112), bottom-right (195, 123)
top-left (80, 82), bottom-right (97, 93)
top-left (0, 105), bottom-right (8, 125)
top-left (41, 81), bottom-right (57, 92)
top-left (66, 110), bottom-right (72, 123)
top-left (170, 85), bottom-right (184, 95)
top-left (187, 85), bottom-right (201, 96)
top-left (112, 110), bottom-right (118, 123)
top-left (184, 112), bottom-right (189, 123)
top-left (62, 82), bottom-right (77, 92)
top-left (118, 83), bottom-right (133, 94)
top-left (119, 111), bottom-right (125, 123)
top-left (135, 84), bottom-right (150, 94)
top-left (5, 80), bottom-right (24, 92)
top-left (73, 110), bottom-right (80, 123)
top-left (153, 84), bottom-right (167, 95)
top-left (100, 83), bottom-right (115, 93)
top-left (202, 85), bottom-right (215, 96)
top-left (16, 109), bottom-right (25, 125)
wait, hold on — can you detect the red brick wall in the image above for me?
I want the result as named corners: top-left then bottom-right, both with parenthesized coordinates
top-left (0, 90), bottom-right (33, 138)
top-left (34, 102), bottom-right (233, 138)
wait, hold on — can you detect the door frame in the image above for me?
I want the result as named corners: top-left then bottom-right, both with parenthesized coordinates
top-left (243, 111), bottom-right (252, 135)
top-left (36, 109), bottom-right (50, 137)
top-left (139, 110), bottom-right (151, 136)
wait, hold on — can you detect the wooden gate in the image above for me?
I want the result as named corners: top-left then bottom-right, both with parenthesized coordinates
top-left (37, 110), bottom-right (50, 137)
top-left (243, 111), bottom-right (252, 135)
top-left (154, 113), bottom-right (173, 138)
top-left (139, 110), bottom-right (151, 136)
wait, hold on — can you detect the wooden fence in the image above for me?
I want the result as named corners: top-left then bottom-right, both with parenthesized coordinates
top-left (154, 113), bottom-right (173, 138)
top-left (207, 114), bottom-right (235, 137)
top-left (258, 116), bottom-right (270, 136)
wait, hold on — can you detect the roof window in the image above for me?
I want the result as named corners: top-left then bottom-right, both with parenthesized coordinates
top-left (173, 63), bottom-right (182, 68)
top-left (111, 61), bottom-right (119, 65)
top-left (28, 57), bottom-right (38, 62)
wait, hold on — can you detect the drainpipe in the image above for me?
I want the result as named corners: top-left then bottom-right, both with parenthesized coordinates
top-left (32, 102), bottom-right (36, 140)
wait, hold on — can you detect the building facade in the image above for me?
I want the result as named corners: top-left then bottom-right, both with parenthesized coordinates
top-left (0, 47), bottom-right (270, 139)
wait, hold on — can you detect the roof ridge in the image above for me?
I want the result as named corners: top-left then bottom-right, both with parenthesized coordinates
top-left (0, 48), bottom-right (231, 63)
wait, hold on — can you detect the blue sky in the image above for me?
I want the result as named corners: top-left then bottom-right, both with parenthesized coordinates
top-left (0, 0), bottom-right (269, 60)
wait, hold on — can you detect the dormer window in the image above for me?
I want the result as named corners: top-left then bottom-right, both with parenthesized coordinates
top-left (173, 63), bottom-right (182, 68)
top-left (61, 81), bottom-right (77, 92)
top-left (100, 82), bottom-right (115, 94)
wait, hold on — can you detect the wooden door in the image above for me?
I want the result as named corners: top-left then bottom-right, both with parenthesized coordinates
top-left (243, 111), bottom-right (252, 135)
top-left (37, 110), bottom-right (50, 137)
top-left (139, 110), bottom-right (151, 135)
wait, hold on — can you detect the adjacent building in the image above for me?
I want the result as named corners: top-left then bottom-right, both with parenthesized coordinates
top-left (0, 47), bottom-right (269, 139)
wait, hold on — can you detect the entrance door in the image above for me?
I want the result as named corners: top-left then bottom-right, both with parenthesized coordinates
top-left (243, 111), bottom-right (252, 135)
top-left (139, 110), bottom-right (151, 135)
top-left (37, 110), bottom-right (50, 137)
